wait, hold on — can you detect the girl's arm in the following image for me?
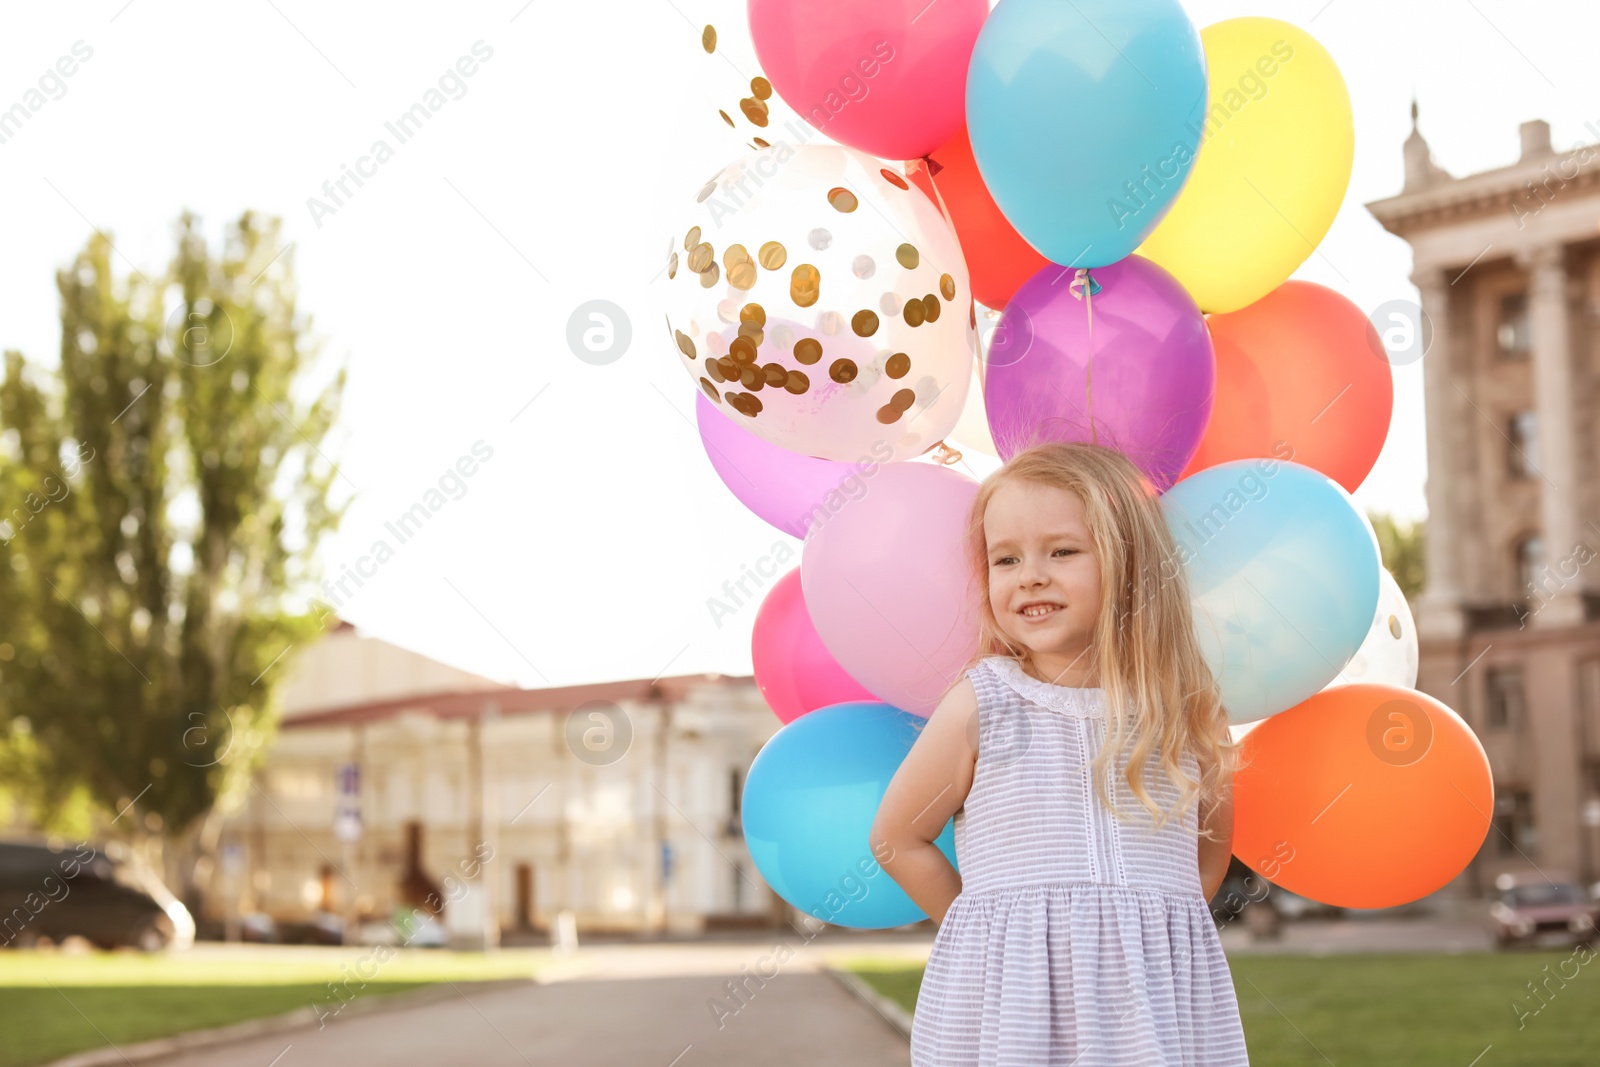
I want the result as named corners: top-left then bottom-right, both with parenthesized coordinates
top-left (869, 677), bottom-right (980, 925)
top-left (1197, 762), bottom-right (1234, 902)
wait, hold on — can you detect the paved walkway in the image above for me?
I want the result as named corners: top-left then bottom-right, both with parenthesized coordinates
top-left (1217, 915), bottom-right (1495, 955)
top-left (150, 937), bottom-right (919, 1067)
top-left (141, 917), bottom-right (1501, 1065)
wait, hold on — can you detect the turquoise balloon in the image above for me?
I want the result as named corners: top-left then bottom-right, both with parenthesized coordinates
top-left (742, 701), bottom-right (957, 929)
top-left (966, 0), bottom-right (1207, 268)
top-left (1162, 459), bottom-right (1380, 724)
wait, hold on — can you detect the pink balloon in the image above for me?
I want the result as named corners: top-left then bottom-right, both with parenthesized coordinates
top-left (747, 0), bottom-right (990, 161)
top-left (753, 568), bottom-right (877, 723)
top-left (984, 255), bottom-right (1215, 492)
top-left (696, 390), bottom-right (877, 539)
top-left (801, 462), bottom-right (981, 717)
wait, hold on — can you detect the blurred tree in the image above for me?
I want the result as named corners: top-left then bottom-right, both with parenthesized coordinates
top-left (1369, 512), bottom-right (1425, 603)
top-left (0, 211), bottom-right (346, 863)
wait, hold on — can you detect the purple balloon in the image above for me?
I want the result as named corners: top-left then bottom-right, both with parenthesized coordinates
top-left (984, 255), bottom-right (1215, 491)
top-left (695, 390), bottom-right (867, 540)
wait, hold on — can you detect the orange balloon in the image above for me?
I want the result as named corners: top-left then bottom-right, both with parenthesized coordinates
top-left (919, 126), bottom-right (1051, 308)
top-left (1180, 281), bottom-right (1392, 494)
top-left (1232, 684), bottom-right (1492, 909)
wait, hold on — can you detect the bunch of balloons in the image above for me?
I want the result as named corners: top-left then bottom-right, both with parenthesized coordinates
top-left (662, 0), bottom-right (1490, 926)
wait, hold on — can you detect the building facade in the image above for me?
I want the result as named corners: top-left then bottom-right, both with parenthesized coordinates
top-left (213, 622), bottom-right (783, 942)
top-left (1368, 109), bottom-right (1600, 892)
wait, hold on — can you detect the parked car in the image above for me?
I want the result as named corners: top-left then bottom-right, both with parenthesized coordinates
top-left (1268, 888), bottom-right (1345, 922)
top-left (238, 911), bottom-right (281, 943)
top-left (1208, 859), bottom-right (1342, 935)
top-left (355, 907), bottom-right (447, 948)
top-left (1490, 871), bottom-right (1599, 949)
top-left (278, 911), bottom-right (346, 945)
top-left (0, 839), bottom-right (194, 952)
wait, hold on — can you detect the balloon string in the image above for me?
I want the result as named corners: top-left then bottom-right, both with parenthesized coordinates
top-left (913, 156), bottom-right (983, 383)
top-left (1085, 275), bottom-right (1096, 445)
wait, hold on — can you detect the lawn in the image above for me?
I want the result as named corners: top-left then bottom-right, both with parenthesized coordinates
top-left (0, 947), bottom-right (552, 1067)
top-left (842, 950), bottom-right (1600, 1066)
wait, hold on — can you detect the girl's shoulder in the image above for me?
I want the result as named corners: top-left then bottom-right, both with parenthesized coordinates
top-left (969, 656), bottom-right (1107, 718)
top-left (966, 655), bottom-right (1016, 692)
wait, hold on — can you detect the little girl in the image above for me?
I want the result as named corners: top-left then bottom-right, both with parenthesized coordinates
top-left (871, 441), bottom-right (1250, 1066)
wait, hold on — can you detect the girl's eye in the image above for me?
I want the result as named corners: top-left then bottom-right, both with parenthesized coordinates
top-left (1054, 548), bottom-right (1076, 557)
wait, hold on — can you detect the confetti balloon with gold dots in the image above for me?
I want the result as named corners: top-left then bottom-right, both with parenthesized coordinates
top-left (662, 143), bottom-right (975, 463)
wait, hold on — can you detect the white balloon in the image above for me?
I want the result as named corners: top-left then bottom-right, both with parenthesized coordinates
top-left (948, 364), bottom-right (998, 458)
top-left (1320, 566), bottom-right (1419, 691)
top-left (663, 144), bottom-right (975, 462)
top-left (947, 303), bottom-right (1005, 459)
top-left (1228, 719), bottom-right (1261, 744)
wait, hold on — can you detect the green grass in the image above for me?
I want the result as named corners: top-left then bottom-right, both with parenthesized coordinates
top-left (842, 951), bottom-right (1600, 1067)
top-left (0, 948), bottom-right (552, 1067)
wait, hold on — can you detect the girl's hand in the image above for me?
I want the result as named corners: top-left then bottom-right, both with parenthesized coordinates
top-left (869, 677), bottom-right (980, 924)
top-left (1198, 763), bottom-right (1235, 902)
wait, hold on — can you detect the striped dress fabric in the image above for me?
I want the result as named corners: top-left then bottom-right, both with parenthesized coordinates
top-left (909, 655), bottom-right (1250, 1066)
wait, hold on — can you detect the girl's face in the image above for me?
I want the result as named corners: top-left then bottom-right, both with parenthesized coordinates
top-left (983, 479), bottom-right (1102, 686)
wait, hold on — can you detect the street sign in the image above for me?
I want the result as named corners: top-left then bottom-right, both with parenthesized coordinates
top-left (334, 762), bottom-right (362, 842)
top-left (1583, 798), bottom-right (1600, 828)
top-left (334, 809), bottom-right (362, 842)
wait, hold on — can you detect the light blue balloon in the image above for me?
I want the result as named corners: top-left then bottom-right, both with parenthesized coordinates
top-left (966, 0), bottom-right (1207, 268)
top-left (742, 702), bottom-right (957, 930)
top-left (1162, 459), bottom-right (1381, 724)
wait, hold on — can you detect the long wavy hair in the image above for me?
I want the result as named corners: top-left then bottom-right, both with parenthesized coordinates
top-left (950, 441), bottom-right (1238, 838)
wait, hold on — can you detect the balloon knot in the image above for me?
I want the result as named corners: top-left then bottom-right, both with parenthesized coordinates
top-left (1068, 268), bottom-right (1101, 301)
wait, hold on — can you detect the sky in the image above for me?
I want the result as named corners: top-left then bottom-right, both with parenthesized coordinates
top-left (0, 0), bottom-right (1595, 690)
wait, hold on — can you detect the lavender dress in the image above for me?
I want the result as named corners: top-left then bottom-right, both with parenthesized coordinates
top-left (910, 655), bottom-right (1250, 1066)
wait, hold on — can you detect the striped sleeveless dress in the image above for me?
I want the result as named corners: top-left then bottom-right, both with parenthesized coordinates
top-left (909, 655), bottom-right (1250, 1066)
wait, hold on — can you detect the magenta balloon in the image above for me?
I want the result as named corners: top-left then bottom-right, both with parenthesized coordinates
top-left (695, 390), bottom-right (874, 539)
top-left (984, 255), bottom-right (1215, 491)
top-left (747, 0), bottom-right (989, 161)
top-left (753, 568), bottom-right (877, 724)
top-left (801, 462), bottom-right (981, 717)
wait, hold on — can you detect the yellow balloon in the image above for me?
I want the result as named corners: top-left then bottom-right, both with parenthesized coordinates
top-left (1136, 18), bottom-right (1353, 314)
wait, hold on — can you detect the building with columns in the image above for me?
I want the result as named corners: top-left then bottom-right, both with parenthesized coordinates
top-left (209, 622), bottom-right (784, 943)
top-left (1368, 108), bottom-right (1600, 892)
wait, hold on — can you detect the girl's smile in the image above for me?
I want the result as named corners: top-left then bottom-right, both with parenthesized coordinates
top-left (983, 478), bottom-right (1103, 686)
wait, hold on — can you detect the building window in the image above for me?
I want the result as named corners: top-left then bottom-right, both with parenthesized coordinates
top-left (1506, 411), bottom-right (1539, 478)
top-left (725, 768), bottom-right (743, 836)
top-left (1513, 536), bottom-right (1545, 598)
top-left (1497, 293), bottom-right (1531, 358)
top-left (1485, 667), bottom-right (1526, 729)
top-left (1493, 789), bottom-right (1537, 856)
top-left (1581, 658), bottom-right (1600, 753)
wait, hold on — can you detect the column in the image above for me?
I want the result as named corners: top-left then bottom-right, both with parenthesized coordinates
top-left (477, 702), bottom-right (501, 948)
top-left (1412, 267), bottom-right (1467, 639)
top-left (1517, 245), bottom-right (1588, 627)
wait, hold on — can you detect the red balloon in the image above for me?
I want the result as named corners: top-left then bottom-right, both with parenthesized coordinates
top-left (1180, 281), bottom-right (1393, 494)
top-left (923, 126), bottom-right (1051, 308)
top-left (1232, 684), bottom-right (1493, 909)
top-left (752, 568), bottom-right (875, 723)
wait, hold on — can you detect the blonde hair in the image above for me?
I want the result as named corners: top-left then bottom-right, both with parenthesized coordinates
top-left (953, 441), bottom-right (1238, 838)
